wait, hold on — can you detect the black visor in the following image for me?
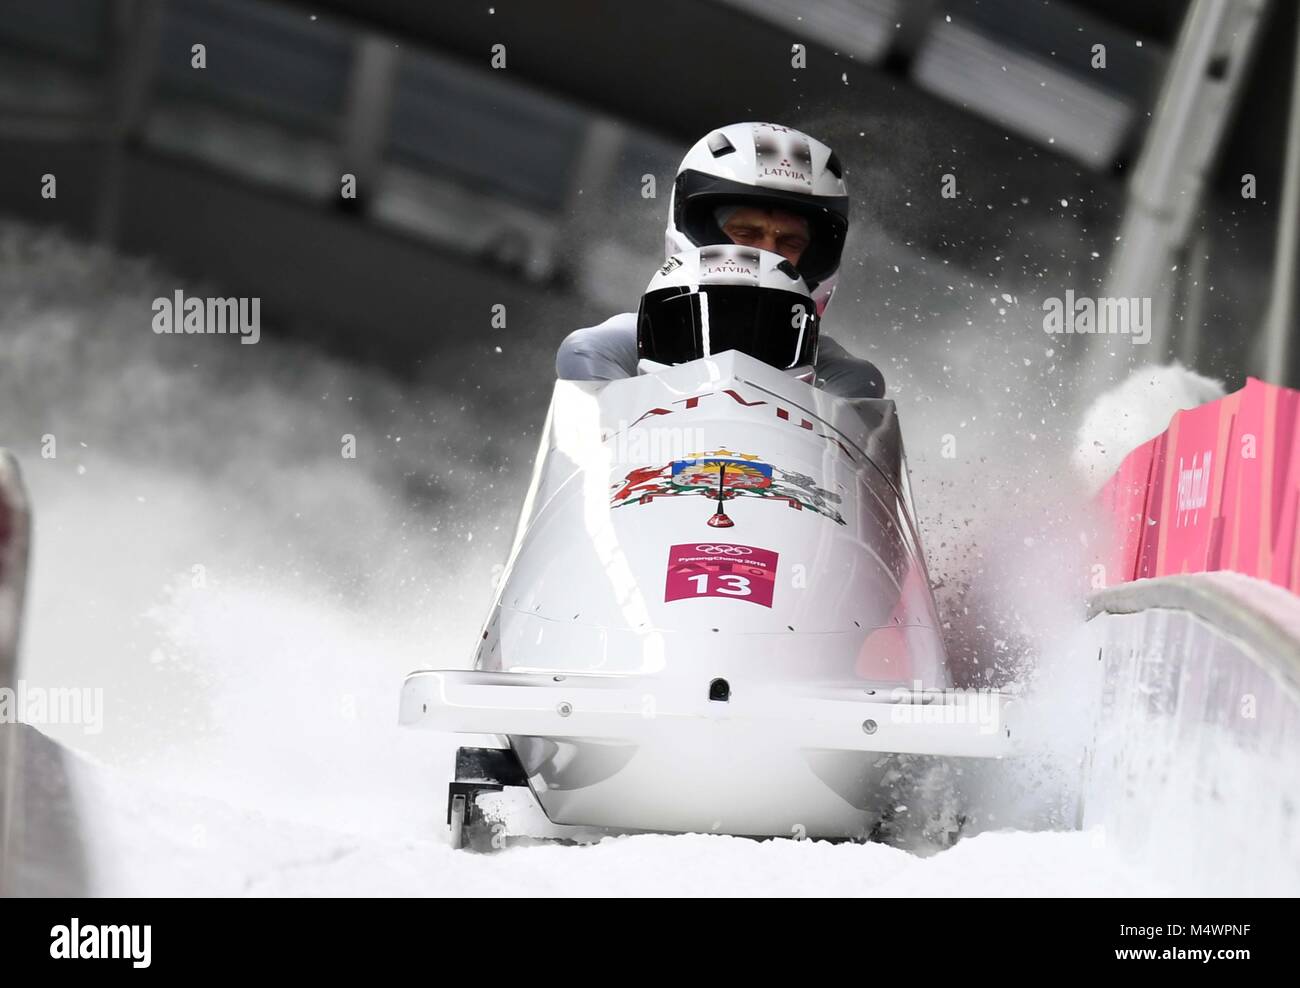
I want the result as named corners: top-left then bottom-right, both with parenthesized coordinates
top-left (637, 284), bottom-right (819, 370)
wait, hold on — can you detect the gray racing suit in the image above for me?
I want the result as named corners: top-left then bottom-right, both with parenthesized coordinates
top-left (556, 312), bottom-right (885, 399)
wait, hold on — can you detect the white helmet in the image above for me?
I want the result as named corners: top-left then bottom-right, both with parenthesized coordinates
top-left (637, 245), bottom-right (819, 371)
top-left (665, 122), bottom-right (849, 315)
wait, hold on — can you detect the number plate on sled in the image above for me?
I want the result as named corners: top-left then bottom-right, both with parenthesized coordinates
top-left (665, 543), bottom-right (778, 607)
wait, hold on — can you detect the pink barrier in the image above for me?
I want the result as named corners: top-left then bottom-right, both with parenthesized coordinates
top-left (1097, 378), bottom-right (1300, 595)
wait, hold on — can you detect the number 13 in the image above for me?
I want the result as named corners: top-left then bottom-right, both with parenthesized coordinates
top-left (687, 574), bottom-right (752, 597)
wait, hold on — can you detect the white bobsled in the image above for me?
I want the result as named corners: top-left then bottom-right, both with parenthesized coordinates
top-left (400, 351), bottom-right (1015, 845)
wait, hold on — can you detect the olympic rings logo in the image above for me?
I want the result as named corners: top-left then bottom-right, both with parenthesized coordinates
top-left (694, 544), bottom-right (752, 555)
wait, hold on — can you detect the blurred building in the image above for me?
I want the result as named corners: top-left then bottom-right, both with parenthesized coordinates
top-left (0, 0), bottom-right (1295, 387)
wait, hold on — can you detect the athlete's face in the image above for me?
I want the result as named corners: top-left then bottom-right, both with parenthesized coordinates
top-left (720, 207), bottom-right (812, 266)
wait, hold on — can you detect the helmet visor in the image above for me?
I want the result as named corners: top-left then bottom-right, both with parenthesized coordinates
top-left (637, 285), bottom-right (819, 370)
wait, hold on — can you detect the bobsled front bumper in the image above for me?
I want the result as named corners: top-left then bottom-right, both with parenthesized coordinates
top-left (399, 670), bottom-right (1016, 759)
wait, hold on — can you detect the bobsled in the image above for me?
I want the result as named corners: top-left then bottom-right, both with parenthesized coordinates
top-left (400, 347), bottom-right (1016, 847)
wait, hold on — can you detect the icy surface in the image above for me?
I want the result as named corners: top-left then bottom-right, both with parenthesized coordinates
top-left (33, 728), bottom-right (1158, 897)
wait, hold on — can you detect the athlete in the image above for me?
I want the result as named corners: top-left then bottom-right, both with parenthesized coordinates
top-left (556, 121), bottom-right (885, 398)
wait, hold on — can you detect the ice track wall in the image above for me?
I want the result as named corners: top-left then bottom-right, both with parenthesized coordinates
top-left (0, 451), bottom-right (25, 693)
top-left (0, 452), bottom-right (88, 896)
top-left (0, 450), bottom-right (30, 892)
top-left (1082, 574), bottom-right (1300, 894)
top-left (1086, 377), bottom-right (1300, 894)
